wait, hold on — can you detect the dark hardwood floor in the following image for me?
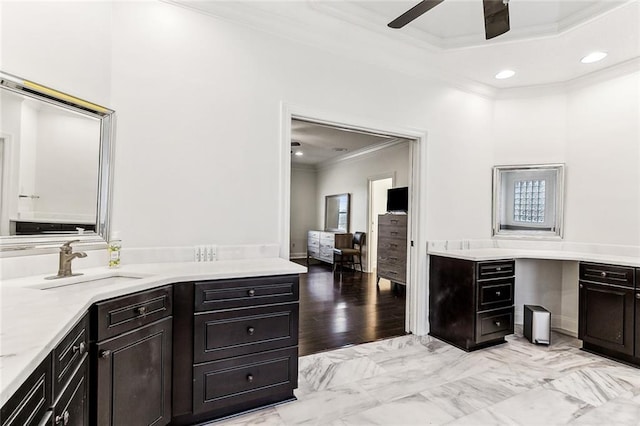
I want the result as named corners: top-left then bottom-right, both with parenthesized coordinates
top-left (296, 260), bottom-right (407, 356)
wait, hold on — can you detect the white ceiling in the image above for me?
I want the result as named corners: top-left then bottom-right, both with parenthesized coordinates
top-left (168, 0), bottom-right (640, 91)
top-left (290, 119), bottom-right (401, 166)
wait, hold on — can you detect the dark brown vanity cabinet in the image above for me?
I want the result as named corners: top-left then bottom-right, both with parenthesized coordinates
top-left (1, 314), bottom-right (90, 426)
top-left (52, 313), bottom-right (90, 426)
top-left (429, 256), bottom-right (515, 351)
top-left (91, 286), bottom-right (173, 426)
top-left (636, 268), bottom-right (640, 362)
top-left (172, 275), bottom-right (299, 425)
top-left (1, 355), bottom-right (52, 426)
top-left (579, 263), bottom-right (636, 361)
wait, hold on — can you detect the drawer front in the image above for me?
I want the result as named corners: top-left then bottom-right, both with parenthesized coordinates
top-left (195, 275), bottom-right (299, 312)
top-left (1, 354), bottom-right (52, 426)
top-left (94, 285), bottom-right (172, 341)
top-left (378, 224), bottom-right (407, 240)
top-left (477, 260), bottom-right (515, 280)
top-left (377, 261), bottom-right (406, 284)
top-left (53, 314), bottom-right (89, 398)
top-left (319, 233), bottom-right (335, 244)
top-left (377, 237), bottom-right (406, 255)
top-left (307, 238), bottom-right (319, 249)
top-left (476, 307), bottom-right (514, 344)
top-left (307, 231), bottom-right (320, 240)
top-left (477, 278), bottom-right (514, 311)
top-left (579, 263), bottom-right (635, 288)
top-left (378, 215), bottom-right (407, 227)
top-left (52, 356), bottom-right (89, 426)
top-left (307, 247), bottom-right (320, 257)
top-left (194, 303), bottom-right (299, 363)
top-left (193, 347), bottom-right (297, 415)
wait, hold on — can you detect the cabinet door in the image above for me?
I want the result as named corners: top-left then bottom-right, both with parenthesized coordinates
top-left (53, 357), bottom-right (88, 426)
top-left (579, 282), bottom-right (634, 356)
top-left (94, 318), bottom-right (172, 426)
top-left (635, 291), bottom-right (640, 360)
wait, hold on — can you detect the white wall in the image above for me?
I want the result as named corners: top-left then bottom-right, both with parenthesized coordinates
top-left (290, 166), bottom-right (317, 258)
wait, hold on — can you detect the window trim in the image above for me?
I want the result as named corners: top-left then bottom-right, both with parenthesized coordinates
top-left (492, 164), bottom-right (565, 239)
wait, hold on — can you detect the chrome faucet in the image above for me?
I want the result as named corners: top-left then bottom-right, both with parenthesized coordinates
top-left (46, 240), bottom-right (87, 280)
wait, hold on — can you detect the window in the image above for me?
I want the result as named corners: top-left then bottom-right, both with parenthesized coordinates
top-left (492, 164), bottom-right (564, 238)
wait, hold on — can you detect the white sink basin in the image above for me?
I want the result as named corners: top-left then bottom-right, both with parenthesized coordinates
top-left (28, 272), bottom-right (151, 290)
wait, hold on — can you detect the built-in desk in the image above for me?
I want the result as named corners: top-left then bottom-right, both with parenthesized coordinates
top-left (428, 243), bottom-right (640, 365)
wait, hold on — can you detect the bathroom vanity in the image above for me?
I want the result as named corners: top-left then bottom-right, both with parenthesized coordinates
top-left (0, 259), bottom-right (305, 426)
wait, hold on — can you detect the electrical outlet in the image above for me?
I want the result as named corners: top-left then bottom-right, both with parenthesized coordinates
top-left (194, 246), bottom-right (202, 262)
top-left (208, 245), bottom-right (217, 261)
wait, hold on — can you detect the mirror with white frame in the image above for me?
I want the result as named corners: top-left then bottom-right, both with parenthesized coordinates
top-left (0, 71), bottom-right (115, 253)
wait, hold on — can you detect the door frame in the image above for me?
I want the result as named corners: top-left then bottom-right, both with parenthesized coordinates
top-left (279, 102), bottom-right (429, 336)
top-left (367, 173), bottom-right (395, 273)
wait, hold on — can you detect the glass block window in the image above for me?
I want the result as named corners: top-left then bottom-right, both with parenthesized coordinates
top-left (513, 179), bottom-right (545, 223)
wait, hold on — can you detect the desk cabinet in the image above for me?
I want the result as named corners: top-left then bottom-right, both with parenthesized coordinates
top-left (429, 255), bottom-right (514, 351)
top-left (579, 262), bottom-right (637, 365)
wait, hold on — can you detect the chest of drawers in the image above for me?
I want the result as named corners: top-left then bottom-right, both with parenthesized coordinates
top-left (377, 214), bottom-right (408, 286)
top-left (307, 231), bottom-right (352, 265)
top-left (429, 255), bottom-right (515, 351)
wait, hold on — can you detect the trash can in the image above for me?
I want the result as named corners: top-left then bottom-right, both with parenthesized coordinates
top-left (524, 305), bottom-right (550, 345)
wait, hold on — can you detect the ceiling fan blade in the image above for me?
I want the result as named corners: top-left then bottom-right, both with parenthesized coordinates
top-left (483, 0), bottom-right (510, 40)
top-left (388, 0), bottom-right (445, 29)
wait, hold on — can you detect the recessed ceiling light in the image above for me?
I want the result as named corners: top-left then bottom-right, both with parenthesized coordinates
top-left (294, 151), bottom-right (303, 156)
top-left (581, 51), bottom-right (607, 64)
top-left (495, 69), bottom-right (515, 80)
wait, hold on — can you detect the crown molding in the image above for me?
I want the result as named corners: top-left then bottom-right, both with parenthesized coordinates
top-left (495, 56), bottom-right (640, 99)
top-left (316, 138), bottom-right (410, 171)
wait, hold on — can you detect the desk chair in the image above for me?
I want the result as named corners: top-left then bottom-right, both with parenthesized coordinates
top-left (333, 232), bottom-right (366, 273)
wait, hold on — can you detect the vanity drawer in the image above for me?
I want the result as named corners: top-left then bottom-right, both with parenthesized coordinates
top-left (93, 286), bottom-right (172, 341)
top-left (194, 275), bottom-right (299, 312)
top-left (579, 263), bottom-right (635, 288)
top-left (1, 354), bottom-right (52, 426)
top-left (53, 313), bottom-right (89, 398)
top-left (194, 303), bottom-right (299, 363)
top-left (52, 356), bottom-right (89, 426)
top-left (476, 307), bottom-right (514, 344)
top-left (193, 347), bottom-right (297, 415)
top-left (477, 278), bottom-right (514, 311)
top-left (477, 260), bottom-right (515, 280)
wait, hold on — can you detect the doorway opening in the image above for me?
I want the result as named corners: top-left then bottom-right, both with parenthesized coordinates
top-left (286, 114), bottom-right (418, 355)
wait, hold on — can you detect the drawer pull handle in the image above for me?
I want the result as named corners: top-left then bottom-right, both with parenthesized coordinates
top-left (391, 232), bottom-right (398, 235)
top-left (636, 293), bottom-right (640, 300)
top-left (99, 350), bottom-right (111, 359)
top-left (247, 374), bottom-right (254, 383)
top-left (494, 321), bottom-right (501, 327)
top-left (391, 220), bottom-right (398, 224)
top-left (496, 267), bottom-right (502, 271)
top-left (248, 289), bottom-right (256, 297)
top-left (136, 306), bottom-right (147, 316)
top-left (72, 342), bottom-right (86, 355)
top-left (600, 271), bottom-right (607, 278)
top-left (495, 291), bottom-right (501, 297)
top-left (390, 244), bottom-right (398, 248)
top-left (247, 327), bottom-right (255, 335)
top-left (55, 410), bottom-right (70, 425)
top-left (580, 284), bottom-right (583, 289)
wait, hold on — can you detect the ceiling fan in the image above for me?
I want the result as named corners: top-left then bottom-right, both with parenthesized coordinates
top-left (388, 0), bottom-right (510, 40)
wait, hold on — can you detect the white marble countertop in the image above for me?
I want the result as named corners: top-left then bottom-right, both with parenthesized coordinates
top-left (428, 247), bottom-right (640, 268)
top-left (0, 258), bottom-right (306, 406)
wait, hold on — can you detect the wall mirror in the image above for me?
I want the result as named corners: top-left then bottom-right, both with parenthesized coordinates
top-left (492, 164), bottom-right (565, 239)
top-left (0, 71), bottom-right (115, 253)
top-left (325, 193), bottom-right (350, 232)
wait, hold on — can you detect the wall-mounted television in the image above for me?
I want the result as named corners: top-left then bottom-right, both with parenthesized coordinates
top-left (387, 187), bottom-right (408, 212)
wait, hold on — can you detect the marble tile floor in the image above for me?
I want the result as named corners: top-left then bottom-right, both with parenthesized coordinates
top-left (206, 331), bottom-right (640, 425)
